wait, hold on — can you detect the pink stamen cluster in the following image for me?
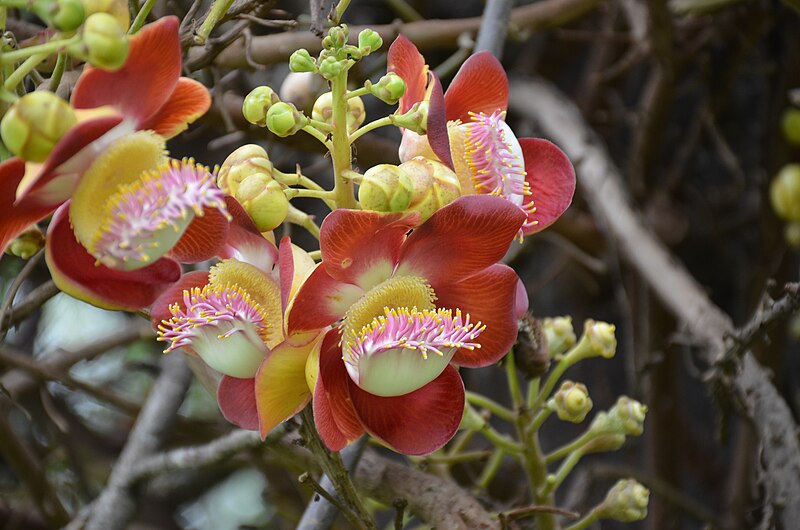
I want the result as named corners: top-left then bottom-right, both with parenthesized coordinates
top-left (464, 111), bottom-right (530, 201)
top-left (157, 284), bottom-right (269, 354)
top-left (343, 307), bottom-right (484, 367)
top-left (94, 159), bottom-right (231, 264)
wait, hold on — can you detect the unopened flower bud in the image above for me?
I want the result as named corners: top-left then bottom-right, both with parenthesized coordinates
top-left (266, 102), bottom-right (308, 137)
top-left (585, 319), bottom-right (617, 359)
top-left (370, 73), bottom-right (406, 105)
top-left (357, 28), bottom-right (382, 55)
top-left (591, 396), bottom-right (647, 437)
top-left (289, 49), bottom-right (317, 73)
top-left (393, 101), bottom-right (428, 134)
top-left (34, 0), bottom-right (85, 31)
top-left (81, 0), bottom-right (129, 29)
top-left (782, 108), bottom-right (800, 146)
top-left (279, 72), bottom-right (326, 114)
top-left (327, 25), bottom-right (348, 49)
top-left (459, 403), bottom-right (487, 431)
top-left (243, 86), bottom-right (280, 127)
top-left (596, 479), bottom-right (650, 522)
top-left (318, 56), bottom-right (348, 80)
top-left (398, 157), bottom-right (461, 221)
top-left (581, 433), bottom-right (626, 454)
top-left (73, 12), bottom-right (129, 70)
top-left (552, 381), bottom-right (593, 423)
top-left (542, 316), bottom-right (576, 357)
top-left (312, 91), bottom-right (365, 134)
top-left (358, 164), bottom-right (413, 212)
top-left (770, 164), bottom-right (800, 222)
top-left (236, 174), bottom-right (289, 232)
top-left (785, 221), bottom-right (800, 248)
top-left (1, 91), bottom-right (77, 162)
top-left (515, 313), bottom-right (550, 378)
top-left (5, 226), bottom-right (45, 259)
top-left (217, 144), bottom-right (274, 197)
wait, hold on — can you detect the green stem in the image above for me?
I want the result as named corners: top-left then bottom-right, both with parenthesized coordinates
top-left (48, 52), bottom-right (67, 92)
top-left (272, 168), bottom-right (327, 192)
top-left (466, 391), bottom-right (515, 422)
top-left (287, 205), bottom-right (322, 239)
top-left (562, 510), bottom-right (600, 530)
top-left (476, 449), bottom-right (505, 490)
top-left (193, 0), bottom-right (235, 43)
top-left (332, 0), bottom-right (351, 23)
top-left (330, 69), bottom-right (357, 209)
top-left (505, 349), bottom-right (524, 409)
top-left (301, 124), bottom-right (333, 149)
top-left (4, 52), bottom-right (47, 91)
top-left (480, 423), bottom-right (522, 455)
top-left (545, 431), bottom-right (594, 464)
top-left (349, 115), bottom-right (394, 143)
top-left (285, 188), bottom-right (335, 200)
top-left (530, 335), bottom-right (596, 413)
top-left (419, 450), bottom-right (491, 465)
top-left (346, 85), bottom-right (371, 99)
top-left (1, 35), bottom-right (80, 65)
top-left (308, 250), bottom-right (322, 260)
top-left (129, 0), bottom-right (158, 33)
top-left (541, 449), bottom-right (584, 496)
top-left (308, 118), bottom-right (334, 132)
top-left (529, 407), bottom-right (553, 433)
top-left (527, 378), bottom-right (541, 408)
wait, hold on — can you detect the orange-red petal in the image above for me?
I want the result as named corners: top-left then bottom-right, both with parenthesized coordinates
top-left (138, 78), bottom-right (211, 139)
top-left (218, 376), bottom-right (259, 430)
top-left (0, 158), bottom-right (54, 253)
top-left (387, 35), bottom-right (428, 114)
top-left (149, 270), bottom-right (210, 329)
top-left (45, 203), bottom-right (182, 311)
top-left (285, 263), bottom-right (363, 334)
top-left (167, 205), bottom-right (230, 263)
top-left (444, 52), bottom-right (508, 122)
top-left (519, 138), bottom-right (576, 235)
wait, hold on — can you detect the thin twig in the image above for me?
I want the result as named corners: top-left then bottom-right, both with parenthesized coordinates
top-left (474, 0), bottom-right (514, 58)
top-left (1, 280), bottom-right (60, 333)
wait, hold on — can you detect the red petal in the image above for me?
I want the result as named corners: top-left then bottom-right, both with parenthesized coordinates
top-left (444, 52), bottom-right (508, 122)
top-left (387, 35), bottom-right (428, 114)
top-left (285, 263), bottom-right (363, 334)
top-left (515, 277), bottom-right (529, 320)
top-left (519, 138), bottom-right (576, 235)
top-left (149, 270), bottom-right (209, 329)
top-left (138, 78), bottom-right (211, 139)
top-left (218, 375), bottom-right (259, 430)
top-left (313, 330), bottom-right (364, 451)
top-left (426, 73), bottom-right (454, 170)
top-left (436, 264), bottom-right (520, 367)
top-left (320, 208), bottom-right (419, 289)
top-left (45, 203), bottom-right (182, 311)
top-left (221, 196), bottom-right (279, 273)
top-left (396, 195), bottom-right (525, 289)
top-left (278, 236), bottom-right (294, 312)
top-left (348, 365), bottom-right (464, 455)
top-left (71, 17), bottom-right (181, 127)
top-left (0, 158), bottom-right (54, 253)
top-left (168, 206), bottom-right (229, 263)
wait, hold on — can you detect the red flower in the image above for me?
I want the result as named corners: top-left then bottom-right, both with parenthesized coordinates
top-left (388, 36), bottom-right (575, 236)
top-left (286, 195), bottom-right (526, 455)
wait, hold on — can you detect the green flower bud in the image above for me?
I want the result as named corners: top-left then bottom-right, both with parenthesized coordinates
top-left (785, 221), bottom-right (800, 248)
top-left (459, 403), bottom-right (487, 431)
top-left (782, 108), bottom-right (800, 146)
top-left (552, 381), bottom-right (593, 423)
top-left (357, 28), bottom-right (383, 55)
top-left (580, 433), bottom-right (626, 454)
top-left (266, 102), bottom-right (308, 137)
top-left (590, 396), bottom-right (647, 437)
top-left (318, 56), bottom-right (347, 80)
top-left (515, 313), bottom-right (550, 379)
top-left (243, 86), bottom-right (280, 127)
top-left (358, 164), bottom-right (413, 212)
top-left (771, 164), bottom-right (800, 222)
top-left (1, 91), bottom-right (77, 162)
top-left (370, 73), bottom-right (406, 105)
top-left (393, 101), bottom-right (428, 134)
top-left (327, 25), bottom-right (348, 49)
top-left (5, 226), bottom-right (45, 259)
top-left (236, 174), bottom-right (289, 232)
top-left (77, 13), bottom-right (129, 71)
top-left (34, 0), bottom-right (85, 31)
top-left (217, 144), bottom-right (274, 197)
top-left (399, 156), bottom-right (462, 221)
top-left (585, 319), bottom-right (617, 359)
top-left (289, 49), bottom-right (317, 73)
top-left (596, 479), bottom-right (650, 522)
top-left (80, 0), bottom-right (129, 29)
top-left (311, 91), bottom-right (365, 134)
top-left (542, 316), bottom-right (576, 357)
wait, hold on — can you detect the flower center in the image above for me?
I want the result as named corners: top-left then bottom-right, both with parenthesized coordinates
top-left (157, 284), bottom-right (270, 378)
top-left (90, 159), bottom-right (230, 270)
top-left (462, 111), bottom-right (530, 206)
top-left (343, 307), bottom-right (484, 396)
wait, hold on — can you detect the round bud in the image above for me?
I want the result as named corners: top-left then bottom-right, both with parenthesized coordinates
top-left (597, 479), bottom-right (650, 523)
top-left (243, 86), bottom-right (280, 127)
top-left (770, 164), bottom-right (800, 222)
top-left (236, 174), bottom-right (289, 232)
top-left (217, 144), bottom-right (273, 197)
top-left (312, 91), bottom-right (365, 134)
top-left (35, 0), bottom-right (85, 31)
top-left (370, 73), bottom-right (406, 105)
top-left (393, 100), bottom-right (428, 135)
top-left (6, 226), bottom-right (45, 259)
top-left (585, 319), bottom-right (617, 359)
top-left (1, 91), bottom-right (77, 162)
top-left (279, 72), bottom-right (327, 114)
top-left (327, 25), bottom-right (348, 49)
top-left (542, 316), bottom-right (576, 357)
top-left (289, 49), bottom-right (317, 73)
top-left (399, 157), bottom-right (461, 221)
top-left (318, 56), bottom-right (347, 80)
top-left (552, 381), bottom-right (593, 423)
top-left (357, 28), bottom-right (383, 55)
top-left (80, 0), bottom-right (130, 29)
top-left (358, 164), bottom-right (413, 212)
top-left (782, 108), bottom-right (800, 146)
top-left (266, 102), bottom-right (307, 137)
top-left (78, 12), bottom-right (129, 71)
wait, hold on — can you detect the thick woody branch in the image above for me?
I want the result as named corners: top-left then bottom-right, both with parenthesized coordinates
top-left (507, 77), bottom-right (800, 528)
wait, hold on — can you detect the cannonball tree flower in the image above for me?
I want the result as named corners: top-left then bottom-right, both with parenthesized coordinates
top-left (285, 195), bottom-right (527, 455)
top-left (153, 227), bottom-right (323, 433)
top-left (0, 16), bottom-right (212, 309)
top-left (388, 35), bottom-right (575, 236)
